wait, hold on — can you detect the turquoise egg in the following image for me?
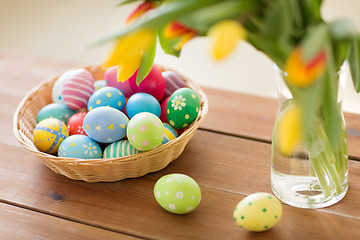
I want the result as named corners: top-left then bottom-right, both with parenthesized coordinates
top-left (58, 135), bottom-right (102, 159)
top-left (87, 86), bottom-right (125, 111)
top-left (162, 123), bottom-right (178, 144)
top-left (83, 107), bottom-right (129, 143)
top-left (37, 103), bottom-right (77, 124)
top-left (103, 140), bottom-right (141, 158)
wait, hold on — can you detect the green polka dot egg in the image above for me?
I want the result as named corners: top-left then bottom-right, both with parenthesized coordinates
top-left (127, 112), bottom-right (164, 151)
top-left (166, 88), bottom-right (200, 129)
top-left (154, 173), bottom-right (201, 214)
top-left (233, 192), bottom-right (282, 232)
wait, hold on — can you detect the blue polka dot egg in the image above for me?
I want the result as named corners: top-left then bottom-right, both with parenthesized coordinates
top-left (58, 135), bottom-right (102, 159)
top-left (87, 86), bottom-right (126, 111)
top-left (33, 118), bottom-right (69, 154)
top-left (83, 106), bottom-right (129, 143)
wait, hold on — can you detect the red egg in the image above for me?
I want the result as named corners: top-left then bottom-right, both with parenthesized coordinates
top-left (160, 96), bottom-right (170, 123)
top-left (129, 65), bottom-right (165, 102)
top-left (105, 66), bottom-right (134, 98)
top-left (67, 112), bottom-right (88, 136)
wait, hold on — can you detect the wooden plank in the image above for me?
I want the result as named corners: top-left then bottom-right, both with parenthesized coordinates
top-left (0, 202), bottom-right (138, 240)
top-left (0, 132), bottom-right (359, 239)
top-left (201, 87), bottom-right (360, 160)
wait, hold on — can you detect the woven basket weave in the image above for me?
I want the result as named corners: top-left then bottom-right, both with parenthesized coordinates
top-left (13, 65), bottom-right (208, 182)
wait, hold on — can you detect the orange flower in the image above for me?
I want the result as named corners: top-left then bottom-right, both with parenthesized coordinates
top-left (284, 47), bottom-right (327, 87)
top-left (126, 1), bottom-right (157, 24)
top-left (164, 21), bottom-right (197, 50)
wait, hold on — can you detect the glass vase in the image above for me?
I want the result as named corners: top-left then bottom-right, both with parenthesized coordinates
top-left (271, 63), bottom-right (349, 209)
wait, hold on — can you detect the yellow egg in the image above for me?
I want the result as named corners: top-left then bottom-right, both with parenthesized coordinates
top-left (233, 192), bottom-right (282, 232)
top-left (33, 118), bottom-right (69, 154)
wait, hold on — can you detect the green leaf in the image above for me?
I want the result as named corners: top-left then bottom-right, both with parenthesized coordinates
top-left (301, 23), bottom-right (328, 61)
top-left (157, 25), bottom-right (181, 57)
top-left (349, 37), bottom-right (360, 92)
top-left (95, 0), bottom-right (221, 45)
top-left (136, 35), bottom-right (157, 85)
top-left (332, 40), bottom-right (350, 71)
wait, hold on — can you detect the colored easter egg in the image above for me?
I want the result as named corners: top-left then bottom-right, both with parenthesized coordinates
top-left (126, 112), bottom-right (164, 151)
top-left (58, 135), bottom-right (102, 159)
top-left (94, 80), bottom-right (107, 91)
top-left (103, 140), bottom-right (141, 158)
top-left (83, 107), bottom-right (129, 143)
top-left (52, 69), bottom-right (76, 103)
top-left (67, 112), bottom-right (87, 136)
top-left (233, 192), bottom-right (283, 232)
top-left (37, 103), bottom-right (77, 124)
top-left (33, 118), bottom-right (69, 154)
top-left (154, 174), bottom-right (201, 214)
top-left (62, 68), bottom-right (95, 110)
top-left (162, 71), bottom-right (186, 99)
top-left (87, 87), bottom-right (126, 111)
top-left (162, 123), bottom-right (178, 144)
top-left (126, 93), bottom-right (161, 119)
top-left (105, 66), bottom-right (134, 98)
top-left (166, 88), bottom-right (201, 129)
top-left (160, 97), bottom-right (170, 123)
top-left (129, 65), bottom-right (165, 102)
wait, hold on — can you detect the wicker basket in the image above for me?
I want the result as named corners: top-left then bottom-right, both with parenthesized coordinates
top-left (13, 65), bottom-right (208, 182)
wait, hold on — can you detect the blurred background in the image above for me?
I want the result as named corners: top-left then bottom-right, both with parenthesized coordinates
top-left (1, 0), bottom-right (360, 113)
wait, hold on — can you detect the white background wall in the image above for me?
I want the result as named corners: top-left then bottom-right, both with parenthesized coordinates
top-left (1, 0), bottom-right (360, 113)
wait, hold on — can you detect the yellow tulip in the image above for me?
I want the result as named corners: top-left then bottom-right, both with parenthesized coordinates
top-left (164, 21), bottom-right (197, 50)
top-left (208, 20), bottom-right (246, 60)
top-left (278, 104), bottom-right (303, 156)
top-left (284, 47), bottom-right (327, 87)
top-left (103, 28), bottom-right (155, 82)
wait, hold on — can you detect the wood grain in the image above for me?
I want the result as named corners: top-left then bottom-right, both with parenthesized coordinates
top-left (0, 202), bottom-right (138, 240)
top-left (0, 132), bottom-right (359, 239)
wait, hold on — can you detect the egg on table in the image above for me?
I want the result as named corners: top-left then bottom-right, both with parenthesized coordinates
top-left (126, 92), bottom-right (161, 119)
top-left (103, 140), bottom-right (141, 158)
top-left (62, 68), bottom-right (95, 110)
top-left (154, 173), bottom-right (201, 214)
top-left (67, 112), bottom-right (87, 136)
top-left (58, 135), bottom-right (102, 159)
top-left (33, 118), bottom-right (69, 154)
top-left (166, 87), bottom-right (201, 129)
top-left (87, 86), bottom-right (126, 111)
top-left (37, 103), bottom-right (77, 124)
top-left (233, 192), bottom-right (283, 232)
top-left (126, 112), bottom-right (163, 151)
top-left (83, 106), bottom-right (129, 143)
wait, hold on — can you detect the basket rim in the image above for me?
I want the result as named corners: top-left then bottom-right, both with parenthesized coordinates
top-left (13, 64), bottom-right (209, 165)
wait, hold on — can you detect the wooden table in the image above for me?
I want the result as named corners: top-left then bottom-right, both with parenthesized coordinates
top-left (1, 49), bottom-right (359, 239)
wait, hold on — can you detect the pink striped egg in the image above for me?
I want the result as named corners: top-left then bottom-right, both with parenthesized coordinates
top-left (62, 68), bottom-right (95, 110)
top-left (162, 71), bottom-right (186, 100)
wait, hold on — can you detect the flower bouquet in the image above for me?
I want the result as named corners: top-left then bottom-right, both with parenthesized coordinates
top-left (100, 0), bottom-right (360, 208)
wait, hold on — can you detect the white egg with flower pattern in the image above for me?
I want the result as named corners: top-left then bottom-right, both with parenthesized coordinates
top-left (58, 135), bottom-right (102, 159)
